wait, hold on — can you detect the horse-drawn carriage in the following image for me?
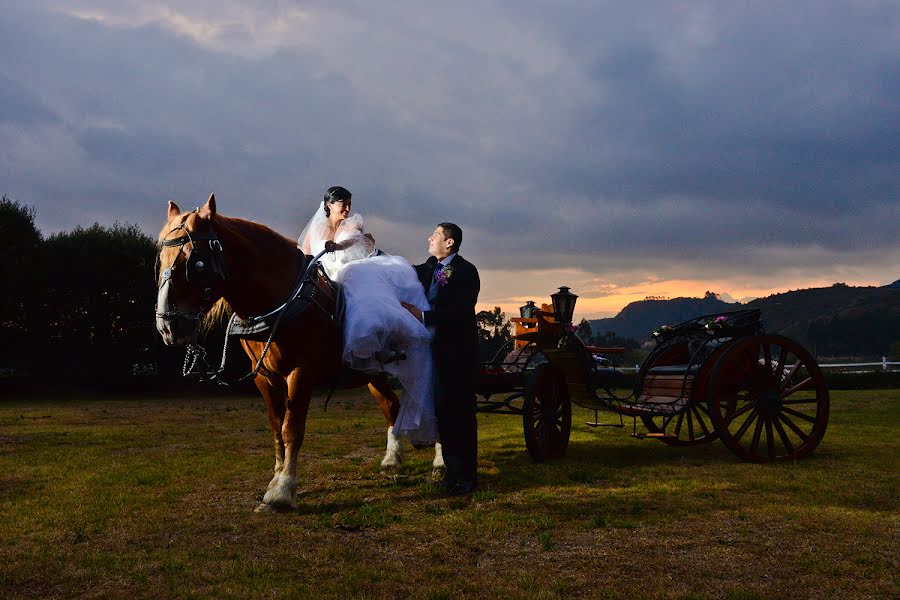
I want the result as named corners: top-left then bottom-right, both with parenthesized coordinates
top-left (475, 288), bottom-right (830, 463)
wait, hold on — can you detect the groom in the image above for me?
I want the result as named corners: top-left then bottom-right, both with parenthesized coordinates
top-left (402, 223), bottom-right (480, 495)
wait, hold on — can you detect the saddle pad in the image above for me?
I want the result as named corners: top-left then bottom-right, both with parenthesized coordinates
top-left (228, 253), bottom-right (344, 340)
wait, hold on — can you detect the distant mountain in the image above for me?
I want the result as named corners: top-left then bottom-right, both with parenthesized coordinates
top-left (588, 284), bottom-right (900, 357)
top-left (887, 279), bottom-right (900, 289)
top-left (589, 292), bottom-right (738, 341)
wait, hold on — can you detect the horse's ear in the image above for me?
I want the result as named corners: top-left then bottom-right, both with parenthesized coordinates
top-left (199, 193), bottom-right (216, 221)
top-left (167, 201), bottom-right (181, 219)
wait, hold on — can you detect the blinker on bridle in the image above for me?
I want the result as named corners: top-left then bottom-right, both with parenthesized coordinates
top-left (155, 211), bottom-right (228, 322)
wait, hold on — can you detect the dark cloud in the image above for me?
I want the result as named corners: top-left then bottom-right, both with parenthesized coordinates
top-left (1, 0), bottom-right (897, 291)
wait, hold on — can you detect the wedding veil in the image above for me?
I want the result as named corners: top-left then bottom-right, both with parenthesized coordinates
top-left (297, 200), bottom-right (375, 263)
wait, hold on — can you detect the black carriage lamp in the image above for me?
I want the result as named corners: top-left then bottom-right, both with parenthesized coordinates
top-left (551, 286), bottom-right (578, 325)
top-left (519, 300), bottom-right (538, 319)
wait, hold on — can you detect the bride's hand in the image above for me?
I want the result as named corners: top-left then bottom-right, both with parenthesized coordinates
top-left (324, 240), bottom-right (338, 253)
top-left (401, 302), bottom-right (423, 322)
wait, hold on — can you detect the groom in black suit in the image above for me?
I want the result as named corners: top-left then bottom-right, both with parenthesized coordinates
top-left (402, 223), bottom-right (480, 495)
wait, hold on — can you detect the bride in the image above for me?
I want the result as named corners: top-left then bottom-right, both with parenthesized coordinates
top-left (298, 186), bottom-right (436, 445)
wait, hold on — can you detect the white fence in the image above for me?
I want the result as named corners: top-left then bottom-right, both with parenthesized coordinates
top-left (817, 358), bottom-right (898, 372)
top-left (614, 358), bottom-right (898, 373)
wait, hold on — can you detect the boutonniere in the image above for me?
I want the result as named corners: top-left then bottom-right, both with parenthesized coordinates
top-left (435, 265), bottom-right (454, 286)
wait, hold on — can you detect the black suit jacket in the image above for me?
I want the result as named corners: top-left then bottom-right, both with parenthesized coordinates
top-left (415, 255), bottom-right (480, 390)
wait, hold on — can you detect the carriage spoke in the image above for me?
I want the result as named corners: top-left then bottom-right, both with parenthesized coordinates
top-left (750, 416), bottom-right (764, 454)
top-left (781, 406), bottom-right (817, 424)
top-left (686, 408), bottom-right (695, 441)
top-left (762, 344), bottom-right (772, 370)
top-left (774, 349), bottom-right (787, 381)
top-left (780, 361), bottom-right (802, 391)
top-left (781, 377), bottom-right (813, 399)
top-left (733, 408), bottom-right (759, 442)
top-left (765, 417), bottom-right (775, 459)
top-left (692, 405), bottom-right (711, 436)
top-left (673, 410), bottom-right (685, 438)
top-left (780, 397), bottom-right (819, 405)
top-left (773, 416), bottom-right (795, 453)
top-left (734, 354), bottom-right (755, 382)
top-left (778, 414), bottom-right (809, 442)
top-left (723, 400), bottom-right (755, 425)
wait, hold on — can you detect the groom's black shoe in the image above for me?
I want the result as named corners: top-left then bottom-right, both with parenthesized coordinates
top-left (446, 480), bottom-right (476, 496)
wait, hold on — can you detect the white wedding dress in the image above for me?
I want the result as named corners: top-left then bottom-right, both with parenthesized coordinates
top-left (299, 208), bottom-right (436, 445)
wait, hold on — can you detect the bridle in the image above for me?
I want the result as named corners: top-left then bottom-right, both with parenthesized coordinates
top-left (155, 212), bottom-right (228, 325)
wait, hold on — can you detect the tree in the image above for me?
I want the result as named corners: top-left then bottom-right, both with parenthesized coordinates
top-left (476, 307), bottom-right (512, 362)
top-left (576, 318), bottom-right (593, 344)
top-left (0, 196), bottom-right (44, 372)
top-left (42, 222), bottom-right (163, 380)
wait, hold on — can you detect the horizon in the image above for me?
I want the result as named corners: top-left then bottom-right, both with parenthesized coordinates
top-left (14, 196), bottom-right (892, 322)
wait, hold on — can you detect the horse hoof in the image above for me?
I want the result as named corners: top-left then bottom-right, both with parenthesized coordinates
top-left (255, 501), bottom-right (296, 513)
top-left (431, 466), bottom-right (446, 480)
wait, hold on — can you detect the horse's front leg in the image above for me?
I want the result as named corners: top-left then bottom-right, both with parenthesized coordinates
top-left (253, 371), bottom-right (289, 510)
top-left (368, 377), bottom-right (403, 470)
top-left (260, 368), bottom-right (311, 511)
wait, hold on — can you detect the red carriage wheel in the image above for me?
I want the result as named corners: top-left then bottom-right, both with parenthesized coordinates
top-left (706, 334), bottom-right (829, 462)
top-left (523, 364), bottom-right (572, 461)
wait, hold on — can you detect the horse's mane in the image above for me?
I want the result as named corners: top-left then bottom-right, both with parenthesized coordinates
top-left (201, 298), bottom-right (233, 334)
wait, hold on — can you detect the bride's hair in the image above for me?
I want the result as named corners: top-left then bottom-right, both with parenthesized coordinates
top-left (323, 186), bottom-right (352, 217)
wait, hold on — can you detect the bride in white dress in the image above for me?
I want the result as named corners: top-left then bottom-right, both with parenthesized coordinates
top-left (298, 186), bottom-right (436, 446)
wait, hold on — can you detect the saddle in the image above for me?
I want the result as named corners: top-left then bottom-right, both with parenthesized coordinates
top-left (228, 249), bottom-right (345, 341)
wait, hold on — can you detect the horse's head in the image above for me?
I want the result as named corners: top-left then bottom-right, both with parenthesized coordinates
top-left (155, 194), bottom-right (228, 346)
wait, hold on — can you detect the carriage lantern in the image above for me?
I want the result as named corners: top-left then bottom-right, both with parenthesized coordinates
top-left (551, 286), bottom-right (578, 325)
top-left (519, 300), bottom-right (538, 319)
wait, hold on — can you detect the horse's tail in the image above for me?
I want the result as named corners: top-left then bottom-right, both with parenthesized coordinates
top-left (201, 298), bottom-right (233, 335)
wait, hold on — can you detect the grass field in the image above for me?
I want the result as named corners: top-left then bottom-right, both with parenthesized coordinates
top-left (0, 388), bottom-right (897, 599)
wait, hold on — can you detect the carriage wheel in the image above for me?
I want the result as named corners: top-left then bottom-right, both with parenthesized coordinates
top-left (707, 334), bottom-right (829, 462)
top-left (523, 364), bottom-right (572, 462)
top-left (640, 401), bottom-right (719, 446)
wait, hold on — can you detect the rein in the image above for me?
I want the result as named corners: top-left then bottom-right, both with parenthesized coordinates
top-left (182, 248), bottom-right (332, 386)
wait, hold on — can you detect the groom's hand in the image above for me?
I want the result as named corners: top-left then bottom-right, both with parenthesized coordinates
top-left (401, 302), bottom-right (423, 322)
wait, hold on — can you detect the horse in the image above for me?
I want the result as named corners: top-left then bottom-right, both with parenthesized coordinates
top-left (155, 194), bottom-right (443, 512)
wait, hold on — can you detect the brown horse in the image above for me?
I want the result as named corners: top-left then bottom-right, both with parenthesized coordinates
top-left (155, 194), bottom-right (443, 511)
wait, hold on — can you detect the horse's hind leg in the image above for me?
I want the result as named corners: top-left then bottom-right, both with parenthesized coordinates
top-left (431, 439), bottom-right (445, 480)
top-left (368, 376), bottom-right (403, 470)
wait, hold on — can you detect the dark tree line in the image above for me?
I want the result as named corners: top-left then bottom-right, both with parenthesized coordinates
top-left (0, 197), bottom-right (183, 390)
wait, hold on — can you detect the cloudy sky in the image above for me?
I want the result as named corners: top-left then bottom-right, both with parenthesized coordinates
top-left (2, 1), bottom-right (898, 318)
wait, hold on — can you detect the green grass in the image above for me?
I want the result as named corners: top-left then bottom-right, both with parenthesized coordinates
top-left (0, 389), bottom-right (897, 599)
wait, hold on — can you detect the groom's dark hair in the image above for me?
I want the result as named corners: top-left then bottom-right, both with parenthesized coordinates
top-left (438, 222), bottom-right (462, 252)
top-left (323, 186), bottom-right (351, 217)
